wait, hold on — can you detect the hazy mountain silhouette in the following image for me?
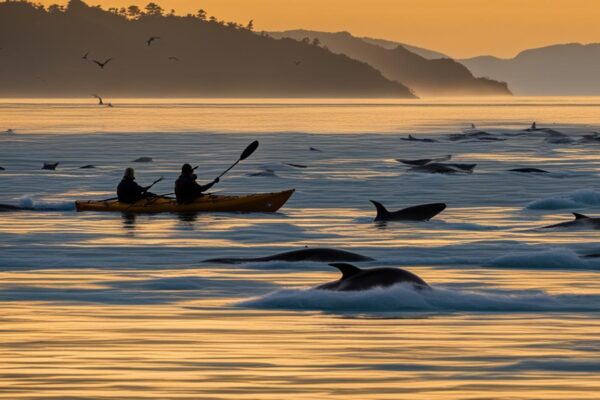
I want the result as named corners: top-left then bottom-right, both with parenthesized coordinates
top-left (269, 30), bottom-right (511, 97)
top-left (461, 43), bottom-right (600, 95)
top-left (360, 37), bottom-right (448, 59)
top-left (0, 0), bottom-right (414, 98)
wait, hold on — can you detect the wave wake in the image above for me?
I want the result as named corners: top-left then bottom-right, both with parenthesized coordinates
top-left (236, 284), bottom-right (600, 313)
top-left (18, 196), bottom-right (75, 211)
top-left (527, 189), bottom-right (600, 210)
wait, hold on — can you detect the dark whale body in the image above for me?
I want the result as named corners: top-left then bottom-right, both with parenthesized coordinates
top-left (541, 213), bottom-right (600, 230)
top-left (401, 134), bottom-right (437, 143)
top-left (80, 164), bottom-right (96, 169)
top-left (370, 201), bottom-right (446, 222)
top-left (204, 248), bottom-right (374, 264)
top-left (409, 163), bottom-right (476, 174)
top-left (397, 155), bottom-right (451, 166)
top-left (133, 157), bottom-right (153, 163)
top-left (316, 263), bottom-right (430, 291)
top-left (0, 204), bottom-right (32, 212)
top-left (509, 168), bottom-right (549, 174)
top-left (42, 162), bottom-right (59, 170)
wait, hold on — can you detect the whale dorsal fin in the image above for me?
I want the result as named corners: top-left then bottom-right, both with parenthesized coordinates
top-left (329, 263), bottom-right (362, 280)
top-left (408, 134), bottom-right (415, 139)
top-left (370, 200), bottom-right (389, 220)
top-left (573, 213), bottom-right (589, 220)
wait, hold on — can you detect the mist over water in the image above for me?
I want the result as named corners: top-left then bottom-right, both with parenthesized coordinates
top-left (1, 98), bottom-right (600, 399)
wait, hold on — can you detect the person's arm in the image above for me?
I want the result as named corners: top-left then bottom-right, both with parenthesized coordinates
top-left (195, 177), bottom-right (220, 193)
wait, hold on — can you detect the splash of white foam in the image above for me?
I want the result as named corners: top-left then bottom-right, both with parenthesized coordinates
top-left (18, 196), bottom-right (75, 211)
top-left (236, 284), bottom-right (600, 313)
top-left (527, 189), bottom-right (600, 210)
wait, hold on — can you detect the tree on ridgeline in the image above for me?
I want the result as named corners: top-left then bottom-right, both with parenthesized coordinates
top-left (127, 5), bottom-right (141, 18)
top-left (246, 19), bottom-right (254, 31)
top-left (196, 8), bottom-right (206, 20)
top-left (144, 2), bottom-right (163, 16)
top-left (311, 38), bottom-right (321, 47)
top-left (47, 3), bottom-right (64, 13)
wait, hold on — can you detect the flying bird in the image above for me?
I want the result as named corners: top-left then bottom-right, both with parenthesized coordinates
top-left (92, 94), bottom-right (104, 105)
top-left (147, 36), bottom-right (160, 46)
top-left (82, 52), bottom-right (89, 60)
top-left (93, 58), bottom-right (112, 69)
top-left (168, 56), bottom-right (179, 61)
top-left (294, 60), bottom-right (302, 66)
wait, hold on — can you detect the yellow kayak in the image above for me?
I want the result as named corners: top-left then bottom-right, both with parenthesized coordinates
top-left (75, 189), bottom-right (295, 213)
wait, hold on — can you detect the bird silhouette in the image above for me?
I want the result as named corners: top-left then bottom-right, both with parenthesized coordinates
top-left (294, 60), bottom-right (302, 66)
top-left (82, 52), bottom-right (89, 60)
top-left (168, 56), bottom-right (179, 61)
top-left (93, 58), bottom-right (112, 69)
top-left (147, 36), bottom-right (160, 46)
top-left (92, 94), bottom-right (104, 105)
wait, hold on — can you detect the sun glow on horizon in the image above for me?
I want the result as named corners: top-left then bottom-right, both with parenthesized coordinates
top-left (31, 0), bottom-right (600, 58)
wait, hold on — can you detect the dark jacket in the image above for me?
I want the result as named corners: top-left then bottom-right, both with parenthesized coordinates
top-left (175, 174), bottom-right (215, 204)
top-left (117, 177), bottom-right (146, 203)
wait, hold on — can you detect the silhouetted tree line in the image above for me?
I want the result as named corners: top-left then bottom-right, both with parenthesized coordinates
top-left (5, 0), bottom-right (255, 31)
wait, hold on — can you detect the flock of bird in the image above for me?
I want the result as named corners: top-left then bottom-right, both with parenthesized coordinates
top-left (82, 35), bottom-right (164, 107)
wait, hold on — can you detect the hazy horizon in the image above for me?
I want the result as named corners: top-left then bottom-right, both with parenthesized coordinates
top-left (31, 0), bottom-right (600, 58)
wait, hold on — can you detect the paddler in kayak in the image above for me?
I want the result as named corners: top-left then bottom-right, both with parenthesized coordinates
top-left (175, 163), bottom-right (220, 204)
top-left (117, 168), bottom-right (156, 203)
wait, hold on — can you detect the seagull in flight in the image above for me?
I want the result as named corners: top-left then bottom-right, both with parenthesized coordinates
top-left (92, 94), bottom-right (104, 105)
top-left (93, 58), bottom-right (112, 69)
top-left (82, 52), bottom-right (89, 60)
top-left (147, 36), bottom-right (160, 46)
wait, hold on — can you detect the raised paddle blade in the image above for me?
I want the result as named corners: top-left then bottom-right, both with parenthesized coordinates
top-left (329, 263), bottom-right (362, 280)
top-left (240, 140), bottom-right (259, 161)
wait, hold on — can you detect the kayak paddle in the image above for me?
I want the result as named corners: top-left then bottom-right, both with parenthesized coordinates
top-left (151, 140), bottom-right (260, 199)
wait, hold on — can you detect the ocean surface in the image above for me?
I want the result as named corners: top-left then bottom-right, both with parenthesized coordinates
top-left (1, 98), bottom-right (600, 399)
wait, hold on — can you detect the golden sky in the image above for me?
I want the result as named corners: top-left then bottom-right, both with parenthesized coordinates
top-left (52, 0), bottom-right (600, 58)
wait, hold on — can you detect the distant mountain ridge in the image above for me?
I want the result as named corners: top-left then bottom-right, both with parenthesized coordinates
top-left (461, 43), bottom-right (600, 95)
top-left (0, 0), bottom-right (414, 98)
top-left (359, 37), bottom-right (448, 59)
top-left (269, 30), bottom-right (511, 97)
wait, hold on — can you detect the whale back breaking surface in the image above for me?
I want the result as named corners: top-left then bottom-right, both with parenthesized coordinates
top-left (316, 263), bottom-right (430, 291)
top-left (371, 201), bottom-right (446, 222)
top-left (541, 213), bottom-right (600, 230)
top-left (203, 248), bottom-right (374, 264)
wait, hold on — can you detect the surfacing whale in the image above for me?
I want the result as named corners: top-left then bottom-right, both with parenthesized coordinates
top-left (396, 155), bottom-right (452, 166)
top-left (370, 201), bottom-right (446, 222)
top-left (509, 168), bottom-right (549, 174)
top-left (408, 163), bottom-right (476, 174)
top-left (400, 134), bottom-right (437, 143)
top-left (42, 162), bottom-right (59, 170)
top-left (203, 248), bottom-right (375, 264)
top-left (316, 263), bottom-right (430, 291)
top-left (133, 157), bottom-right (153, 163)
top-left (540, 213), bottom-right (600, 230)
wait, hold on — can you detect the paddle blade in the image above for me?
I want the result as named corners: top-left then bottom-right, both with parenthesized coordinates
top-left (240, 140), bottom-right (259, 161)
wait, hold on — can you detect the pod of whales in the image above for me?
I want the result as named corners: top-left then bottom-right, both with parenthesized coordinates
top-left (203, 248), bottom-right (375, 264)
top-left (316, 263), bottom-right (430, 291)
top-left (370, 201), bottom-right (446, 222)
top-left (540, 213), bottom-right (600, 230)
